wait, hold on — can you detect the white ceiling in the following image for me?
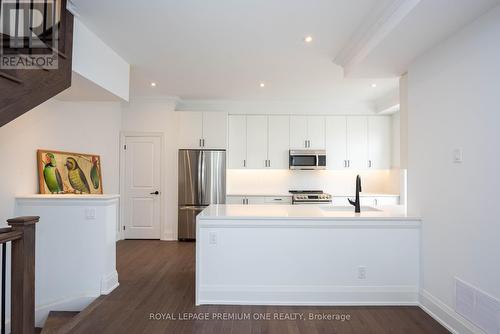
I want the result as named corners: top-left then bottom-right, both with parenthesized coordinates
top-left (71, 0), bottom-right (499, 105)
top-left (71, 0), bottom-right (398, 103)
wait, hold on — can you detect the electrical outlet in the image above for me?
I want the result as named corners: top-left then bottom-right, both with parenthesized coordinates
top-left (85, 208), bottom-right (96, 220)
top-left (358, 266), bottom-right (367, 280)
top-left (453, 148), bottom-right (463, 163)
top-left (209, 232), bottom-right (217, 245)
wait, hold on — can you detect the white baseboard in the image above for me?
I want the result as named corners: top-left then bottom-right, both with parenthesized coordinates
top-left (101, 270), bottom-right (119, 295)
top-left (198, 285), bottom-right (419, 306)
top-left (419, 289), bottom-right (485, 334)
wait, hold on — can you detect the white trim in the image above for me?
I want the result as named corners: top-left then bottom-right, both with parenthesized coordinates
top-left (419, 290), bottom-right (485, 334)
top-left (334, 0), bottom-right (421, 76)
top-left (66, 0), bottom-right (79, 17)
top-left (119, 132), bottom-right (165, 240)
top-left (101, 270), bottom-right (119, 295)
top-left (197, 285), bottom-right (419, 306)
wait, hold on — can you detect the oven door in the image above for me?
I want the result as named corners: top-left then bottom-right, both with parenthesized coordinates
top-left (289, 154), bottom-right (318, 169)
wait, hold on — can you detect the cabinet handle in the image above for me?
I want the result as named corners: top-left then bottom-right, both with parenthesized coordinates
top-left (368, 160), bottom-right (372, 168)
top-left (268, 160), bottom-right (271, 167)
top-left (348, 160), bottom-right (350, 168)
top-left (305, 140), bottom-right (308, 148)
top-left (243, 159), bottom-right (246, 168)
top-left (202, 139), bottom-right (205, 147)
top-left (344, 160), bottom-right (347, 168)
top-left (199, 139), bottom-right (202, 147)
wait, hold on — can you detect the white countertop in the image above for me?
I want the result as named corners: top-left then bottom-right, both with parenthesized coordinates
top-left (16, 194), bottom-right (120, 200)
top-left (198, 204), bottom-right (419, 221)
top-left (226, 193), bottom-right (399, 197)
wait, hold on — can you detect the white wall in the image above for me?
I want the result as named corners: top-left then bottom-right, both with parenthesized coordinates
top-left (407, 5), bottom-right (500, 332)
top-left (73, 18), bottom-right (130, 101)
top-left (0, 99), bottom-right (122, 224)
top-left (121, 97), bottom-right (179, 240)
top-left (227, 169), bottom-right (400, 196)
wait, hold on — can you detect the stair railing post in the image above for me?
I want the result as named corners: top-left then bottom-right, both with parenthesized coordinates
top-left (7, 216), bottom-right (39, 334)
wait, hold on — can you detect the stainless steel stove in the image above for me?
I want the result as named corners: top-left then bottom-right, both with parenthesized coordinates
top-left (289, 190), bottom-right (332, 205)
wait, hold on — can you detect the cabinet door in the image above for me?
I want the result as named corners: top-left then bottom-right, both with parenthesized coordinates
top-left (290, 116), bottom-right (308, 149)
top-left (247, 196), bottom-right (266, 204)
top-left (202, 112), bottom-right (228, 149)
top-left (347, 116), bottom-right (368, 169)
top-left (246, 115), bottom-right (268, 169)
top-left (325, 116), bottom-right (347, 169)
top-left (178, 112), bottom-right (203, 149)
top-left (226, 196), bottom-right (246, 204)
top-left (268, 115), bottom-right (290, 169)
top-left (228, 115), bottom-right (247, 169)
top-left (368, 117), bottom-right (391, 169)
top-left (307, 116), bottom-right (325, 149)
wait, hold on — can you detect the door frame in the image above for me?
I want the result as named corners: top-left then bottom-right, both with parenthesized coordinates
top-left (119, 132), bottom-right (165, 240)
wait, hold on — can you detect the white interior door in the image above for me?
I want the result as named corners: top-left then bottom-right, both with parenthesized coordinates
top-left (246, 115), bottom-right (268, 168)
top-left (307, 116), bottom-right (326, 149)
top-left (325, 116), bottom-right (348, 169)
top-left (124, 135), bottom-right (162, 239)
top-left (268, 115), bottom-right (290, 169)
top-left (202, 112), bottom-right (227, 149)
top-left (178, 112), bottom-right (203, 149)
top-left (228, 115), bottom-right (247, 168)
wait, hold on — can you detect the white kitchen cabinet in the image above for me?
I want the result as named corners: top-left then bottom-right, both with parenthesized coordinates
top-left (347, 116), bottom-right (368, 169)
top-left (202, 112), bottom-right (227, 149)
top-left (178, 111), bottom-right (227, 149)
top-left (178, 112), bottom-right (203, 149)
top-left (325, 116), bottom-right (348, 169)
top-left (226, 195), bottom-right (291, 205)
top-left (290, 116), bottom-right (308, 149)
top-left (246, 115), bottom-right (268, 169)
top-left (368, 117), bottom-right (391, 169)
top-left (267, 115), bottom-right (290, 169)
top-left (228, 115), bottom-right (247, 169)
top-left (307, 116), bottom-right (326, 149)
top-left (290, 116), bottom-right (325, 149)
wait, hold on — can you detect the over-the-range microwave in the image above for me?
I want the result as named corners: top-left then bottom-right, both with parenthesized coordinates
top-left (289, 149), bottom-right (327, 170)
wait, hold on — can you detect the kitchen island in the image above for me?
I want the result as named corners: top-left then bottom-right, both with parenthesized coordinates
top-left (196, 204), bottom-right (421, 306)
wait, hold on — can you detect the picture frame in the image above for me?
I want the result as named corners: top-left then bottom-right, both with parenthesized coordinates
top-left (37, 149), bottom-right (103, 195)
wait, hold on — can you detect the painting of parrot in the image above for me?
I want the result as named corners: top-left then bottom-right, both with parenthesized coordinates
top-left (65, 157), bottom-right (91, 194)
top-left (43, 153), bottom-right (63, 193)
top-left (90, 156), bottom-right (100, 190)
top-left (37, 150), bottom-right (103, 195)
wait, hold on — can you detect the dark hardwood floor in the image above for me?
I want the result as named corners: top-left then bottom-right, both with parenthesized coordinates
top-left (68, 240), bottom-right (449, 334)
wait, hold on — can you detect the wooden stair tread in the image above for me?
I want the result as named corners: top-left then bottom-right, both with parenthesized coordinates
top-left (41, 311), bottom-right (79, 334)
top-left (56, 296), bottom-right (107, 334)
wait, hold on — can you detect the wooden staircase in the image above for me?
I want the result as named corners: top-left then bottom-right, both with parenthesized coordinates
top-left (38, 296), bottom-right (105, 334)
top-left (0, 0), bottom-right (74, 128)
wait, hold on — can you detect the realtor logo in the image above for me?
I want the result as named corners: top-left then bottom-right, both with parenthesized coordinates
top-left (0, 0), bottom-right (59, 69)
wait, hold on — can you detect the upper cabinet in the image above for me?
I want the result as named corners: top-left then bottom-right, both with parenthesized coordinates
top-left (367, 117), bottom-right (391, 169)
top-left (346, 116), bottom-right (368, 169)
top-left (290, 116), bottom-right (325, 149)
top-left (178, 111), bottom-right (227, 149)
top-left (227, 114), bottom-right (391, 170)
top-left (325, 116), bottom-right (347, 169)
top-left (228, 115), bottom-right (247, 169)
top-left (228, 115), bottom-right (290, 169)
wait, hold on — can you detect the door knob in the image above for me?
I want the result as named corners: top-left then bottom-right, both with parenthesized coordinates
top-left (150, 191), bottom-right (160, 195)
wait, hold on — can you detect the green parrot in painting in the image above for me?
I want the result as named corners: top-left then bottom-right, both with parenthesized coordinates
top-left (90, 156), bottom-right (100, 190)
top-left (43, 153), bottom-right (64, 194)
top-left (65, 157), bottom-right (91, 194)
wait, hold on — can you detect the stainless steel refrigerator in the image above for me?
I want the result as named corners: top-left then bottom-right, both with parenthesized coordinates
top-left (178, 149), bottom-right (226, 240)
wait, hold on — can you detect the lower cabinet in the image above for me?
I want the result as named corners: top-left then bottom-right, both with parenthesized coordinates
top-left (226, 195), bottom-right (292, 205)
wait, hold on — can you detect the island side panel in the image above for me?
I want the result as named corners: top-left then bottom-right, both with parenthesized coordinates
top-left (197, 218), bottom-right (420, 306)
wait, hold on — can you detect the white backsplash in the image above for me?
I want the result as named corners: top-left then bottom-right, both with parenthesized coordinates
top-left (227, 169), bottom-right (402, 196)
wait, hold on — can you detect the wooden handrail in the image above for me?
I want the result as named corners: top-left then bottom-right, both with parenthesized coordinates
top-left (0, 230), bottom-right (23, 244)
top-left (7, 216), bottom-right (39, 334)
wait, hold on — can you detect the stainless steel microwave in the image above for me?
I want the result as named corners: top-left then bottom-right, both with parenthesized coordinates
top-left (289, 150), bottom-right (327, 170)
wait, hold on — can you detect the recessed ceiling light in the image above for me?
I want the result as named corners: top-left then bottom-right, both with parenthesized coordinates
top-left (371, 83), bottom-right (377, 88)
top-left (304, 36), bottom-right (313, 43)
top-left (150, 82), bottom-right (157, 87)
top-left (259, 82), bottom-right (265, 88)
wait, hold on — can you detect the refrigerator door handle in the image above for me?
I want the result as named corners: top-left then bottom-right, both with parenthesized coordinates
top-left (179, 206), bottom-right (207, 211)
top-left (198, 151), bottom-right (204, 204)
